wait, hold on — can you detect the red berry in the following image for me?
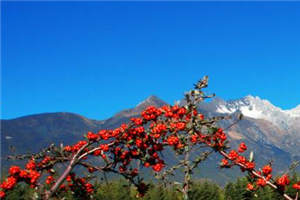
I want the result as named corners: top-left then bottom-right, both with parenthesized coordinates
top-left (247, 183), bottom-right (255, 191)
top-left (0, 190), bottom-right (5, 198)
top-left (262, 165), bottom-right (272, 175)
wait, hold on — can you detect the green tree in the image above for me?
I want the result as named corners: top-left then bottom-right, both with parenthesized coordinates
top-left (94, 180), bottom-right (135, 200)
top-left (224, 177), bottom-right (253, 200)
top-left (189, 180), bottom-right (222, 200)
top-left (4, 183), bottom-right (34, 200)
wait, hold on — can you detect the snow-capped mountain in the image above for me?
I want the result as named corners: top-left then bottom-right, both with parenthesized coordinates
top-left (201, 95), bottom-right (300, 130)
top-left (286, 105), bottom-right (300, 118)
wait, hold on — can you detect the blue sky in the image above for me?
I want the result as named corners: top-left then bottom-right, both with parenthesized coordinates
top-left (2, 2), bottom-right (300, 120)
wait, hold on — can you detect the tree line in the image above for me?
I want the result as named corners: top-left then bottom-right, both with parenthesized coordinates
top-left (3, 173), bottom-right (300, 200)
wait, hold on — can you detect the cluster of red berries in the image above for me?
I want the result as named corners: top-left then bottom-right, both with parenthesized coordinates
top-left (225, 146), bottom-right (294, 194)
top-left (0, 160), bottom-right (41, 198)
top-left (293, 182), bottom-right (300, 190)
top-left (141, 106), bottom-right (162, 120)
top-left (64, 140), bottom-right (88, 152)
top-left (277, 174), bottom-right (290, 188)
top-left (38, 156), bottom-right (52, 167)
top-left (56, 173), bottom-right (94, 195)
top-left (220, 143), bottom-right (255, 171)
top-left (45, 176), bottom-right (55, 185)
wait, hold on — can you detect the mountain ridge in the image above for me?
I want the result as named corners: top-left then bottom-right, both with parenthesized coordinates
top-left (2, 94), bottom-right (300, 122)
top-left (1, 95), bottom-right (299, 184)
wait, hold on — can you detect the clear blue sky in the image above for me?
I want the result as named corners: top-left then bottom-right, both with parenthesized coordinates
top-left (2, 2), bottom-right (300, 120)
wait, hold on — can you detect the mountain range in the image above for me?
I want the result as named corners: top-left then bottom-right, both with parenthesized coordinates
top-left (1, 95), bottom-right (300, 184)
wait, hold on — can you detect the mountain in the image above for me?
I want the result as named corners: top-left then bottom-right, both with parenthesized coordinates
top-left (1, 95), bottom-right (300, 185)
top-left (199, 96), bottom-right (300, 156)
top-left (1, 113), bottom-right (105, 158)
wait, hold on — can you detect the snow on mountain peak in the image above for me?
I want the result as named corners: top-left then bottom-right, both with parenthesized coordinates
top-left (216, 95), bottom-right (277, 117)
top-left (211, 95), bottom-right (299, 129)
top-left (285, 105), bottom-right (300, 117)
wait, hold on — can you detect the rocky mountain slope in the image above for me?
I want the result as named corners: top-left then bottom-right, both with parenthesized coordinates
top-left (199, 96), bottom-right (300, 156)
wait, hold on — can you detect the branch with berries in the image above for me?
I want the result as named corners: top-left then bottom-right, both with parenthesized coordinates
top-left (1, 76), bottom-right (299, 200)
